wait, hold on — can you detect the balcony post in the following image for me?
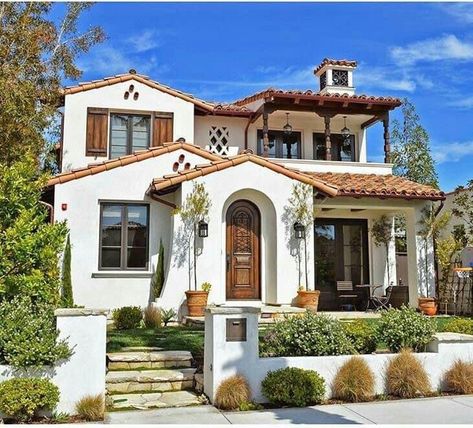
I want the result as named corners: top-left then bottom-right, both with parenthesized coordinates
top-left (383, 112), bottom-right (391, 163)
top-left (262, 110), bottom-right (269, 157)
top-left (324, 115), bottom-right (332, 161)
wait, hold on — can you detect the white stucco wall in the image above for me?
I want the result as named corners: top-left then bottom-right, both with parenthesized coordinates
top-left (62, 79), bottom-right (195, 171)
top-left (0, 309), bottom-right (107, 415)
top-left (204, 308), bottom-right (473, 404)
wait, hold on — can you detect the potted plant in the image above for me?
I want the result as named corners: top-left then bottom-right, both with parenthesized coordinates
top-left (175, 182), bottom-right (212, 316)
top-left (286, 183), bottom-right (320, 310)
top-left (417, 206), bottom-right (450, 316)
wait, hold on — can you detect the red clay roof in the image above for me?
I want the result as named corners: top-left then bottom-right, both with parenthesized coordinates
top-left (305, 172), bottom-right (445, 201)
top-left (47, 142), bottom-right (221, 186)
top-left (149, 155), bottom-right (339, 197)
top-left (314, 58), bottom-right (358, 74)
top-left (232, 88), bottom-right (401, 107)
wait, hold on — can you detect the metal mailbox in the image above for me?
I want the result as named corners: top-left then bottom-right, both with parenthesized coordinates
top-left (226, 318), bottom-right (247, 342)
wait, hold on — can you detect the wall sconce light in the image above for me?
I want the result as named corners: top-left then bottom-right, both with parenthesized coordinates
top-left (294, 222), bottom-right (305, 239)
top-left (198, 220), bottom-right (209, 238)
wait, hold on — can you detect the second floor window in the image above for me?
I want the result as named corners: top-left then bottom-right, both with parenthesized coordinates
top-left (110, 114), bottom-right (151, 159)
top-left (313, 133), bottom-right (355, 162)
top-left (257, 130), bottom-right (302, 159)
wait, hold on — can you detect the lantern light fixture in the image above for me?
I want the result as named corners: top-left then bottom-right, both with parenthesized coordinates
top-left (294, 222), bottom-right (305, 239)
top-left (198, 220), bottom-right (208, 238)
top-left (283, 113), bottom-right (293, 135)
top-left (341, 116), bottom-right (351, 138)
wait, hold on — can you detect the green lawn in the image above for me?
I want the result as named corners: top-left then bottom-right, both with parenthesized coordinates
top-left (107, 325), bottom-right (205, 362)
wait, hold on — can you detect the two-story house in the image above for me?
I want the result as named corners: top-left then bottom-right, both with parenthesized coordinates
top-left (47, 58), bottom-right (444, 313)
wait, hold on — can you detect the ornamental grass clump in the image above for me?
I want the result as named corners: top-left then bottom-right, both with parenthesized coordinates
top-left (0, 378), bottom-right (59, 422)
top-left (332, 356), bottom-right (375, 402)
top-left (143, 305), bottom-right (162, 329)
top-left (260, 312), bottom-right (355, 357)
top-left (75, 394), bottom-right (105, 421)
top-left (444, 360), bottom-right (473, 394)
top-left (386, 350), bottom-right (431, 398)
top-left (261, 367), bottom-right (325, 407)
top-left (376, 305), bottom-right (436, 352)
top-left (214, 375), bottom-right (251, 410)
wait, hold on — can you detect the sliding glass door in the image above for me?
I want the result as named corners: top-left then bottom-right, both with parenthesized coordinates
top-left (314, 219), bottom-right (369, 310)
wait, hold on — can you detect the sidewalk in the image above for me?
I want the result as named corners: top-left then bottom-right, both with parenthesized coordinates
top-left (106, 394), bottom-right (473, 424)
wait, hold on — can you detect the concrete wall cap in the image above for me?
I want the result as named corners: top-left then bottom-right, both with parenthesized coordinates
top-left (54, 308), bottom-right (109, 317)
top-left (432, 332), bottom-right (473, 343)
top-left (205, 306), bottom-right (261, 315)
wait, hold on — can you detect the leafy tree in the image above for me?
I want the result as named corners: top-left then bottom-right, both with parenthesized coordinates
top-left (0, 2), bottom-right (105, 166)
top-left (61, 234), bottom-right (73, 307)
top-left (175, 183), bottom-right (211, 291)
top-left (152, 239), bottom-right (165, 299)
top-left (391, 99), bottom-right (439, 188)
top-left (0, 157), bottom-right (67, 305)
top-left (452, 180), bottom-right (473, 245)
top-left (371, 215), bottom-right (394, 286)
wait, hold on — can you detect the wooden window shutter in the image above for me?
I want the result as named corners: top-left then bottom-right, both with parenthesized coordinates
top-left (86, 107), bottom-right (109, 156)
top-left (152, 112), bottom-right (174, 146)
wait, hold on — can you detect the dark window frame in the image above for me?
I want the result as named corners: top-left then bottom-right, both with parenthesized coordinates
top-left (256, 129), bottom-right (302, 159)
top-left (99, 203), bottom-right (150, 271)
top-left (332, 69), bottom-right (349, 87)
top-left (313, 133), bottom-right (356, 162)
top-left (109, 113), bottom-right (151, 159)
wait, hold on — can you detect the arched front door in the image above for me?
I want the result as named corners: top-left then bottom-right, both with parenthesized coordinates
top-left (226, 200), bottom-right (261, 300)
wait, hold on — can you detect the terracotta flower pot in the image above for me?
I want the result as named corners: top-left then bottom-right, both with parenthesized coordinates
top-left (296, 290), bottom-right (320, 311)
top-left (185, 290), bottom-right (209, 317)
top-left (418, 297), bottom-right (437, 316)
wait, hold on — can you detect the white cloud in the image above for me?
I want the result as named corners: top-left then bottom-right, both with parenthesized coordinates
top-left (448, 95), bottom-right (473, 109)
top-left (356, 66), bottom-right (416, 92)
top-left (127, 30), bottom-right (161, 53)
top-left (432, 141), bottom-right (473, 164)
top-left (391, 34), bottom-right (473, 66)
top-left (440, 3), bottom-right (473, 24)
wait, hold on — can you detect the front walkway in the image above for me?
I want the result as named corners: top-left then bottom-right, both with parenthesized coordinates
top-left (106, 394), bottom-right (473, 424)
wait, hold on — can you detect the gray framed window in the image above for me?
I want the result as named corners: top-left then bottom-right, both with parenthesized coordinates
top-left (257, 130), bottom-right (302, 159)
top-left (99, 203), bottom-right (149, 270)
top-left (313, 133), bottom-right (355, 161)
top-left (110, 114), bottom-right (150, 159)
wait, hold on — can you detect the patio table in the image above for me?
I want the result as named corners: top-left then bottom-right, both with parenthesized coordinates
top-left (355, 284), bottom-right (383, 311)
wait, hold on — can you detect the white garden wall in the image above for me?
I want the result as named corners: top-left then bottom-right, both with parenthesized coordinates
top-left (204, 308), bottom-right (473, 403)
top-left (0, 308), bottom-right (107, 415)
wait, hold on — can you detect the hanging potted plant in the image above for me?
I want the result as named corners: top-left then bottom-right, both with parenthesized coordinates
top-left (175, 182), bottom-right (212, 316)
top-left (286, 183), bottom-right (320, 311)
top-left (417, 205), bottom-right (450, 316)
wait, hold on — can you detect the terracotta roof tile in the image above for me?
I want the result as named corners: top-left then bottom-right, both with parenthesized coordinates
top-left (148, 155), bottom-right (338, 197)
top-left (314, 58), bottom-right (358, 74)
top-left (304, 172), bottom-right (445, 201)
top-left (47, 142), bottom-right (222, 186)
top-left (232, 88), bottom-right (401, 107)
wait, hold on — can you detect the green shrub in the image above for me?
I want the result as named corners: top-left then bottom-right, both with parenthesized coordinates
top-left (342, 320), bottom-right (377, 354)
top-left (75, 394), bottom-right (104, 421)
top-left (143, 305), bottom-right (162, 329)
top-left (376, 306), bottom-right (436, 352)
top-left (332, 356), bottom-right (375, 402)
top-left (260, 312), bottom-right (355, 357)
top-left (442, 318), bottom-right (473, 335)
top-left (112, 306), bottom-right (143, 330)
top-left (261, 367), bottom-right (326, 407)
top-left (0, 296), bottom-right (72, 368)
top-left (0, 378), bottom-right (60, 422)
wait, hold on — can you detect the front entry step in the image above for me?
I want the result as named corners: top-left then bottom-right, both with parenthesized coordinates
top-left (107, 390), bottom-right (205, 410)
top-left (107, 350), bottom-right (193, 370)
top-left (106, 368), bottom-right (196, 394)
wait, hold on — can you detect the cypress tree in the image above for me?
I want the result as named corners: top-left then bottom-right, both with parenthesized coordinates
top-left (153, 239), bottom-right (165, 299)
top-left (61, 234), bottom-right (73, 307)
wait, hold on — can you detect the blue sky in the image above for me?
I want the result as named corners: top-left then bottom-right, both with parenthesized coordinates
top-left (56, 2), bottom-right (473, 191)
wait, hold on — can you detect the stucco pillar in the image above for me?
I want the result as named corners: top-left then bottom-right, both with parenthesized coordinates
top-left (405, 204), bottom-right (435, 306)
top-left (203, 307), bottom-right (260, 403)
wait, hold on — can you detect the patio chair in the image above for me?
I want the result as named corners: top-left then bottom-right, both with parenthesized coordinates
top-left (337, 281), bottom-right (358, 311)
top-left (370, 285), bottom-right (393, 311)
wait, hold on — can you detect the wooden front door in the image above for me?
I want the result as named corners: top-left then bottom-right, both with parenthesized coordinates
top-left (226, 200), bottom-right (261, 300)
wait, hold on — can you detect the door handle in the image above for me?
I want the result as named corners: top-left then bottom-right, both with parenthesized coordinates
top-left (226, 254), bottom-right (230, 272)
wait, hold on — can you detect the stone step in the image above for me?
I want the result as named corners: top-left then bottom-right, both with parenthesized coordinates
top-left (107, 350), bottom-right (193, 370)
top-left (107, 390), bottom-right (205, 410)
top-left (106, 368), bottom-right (196, 394)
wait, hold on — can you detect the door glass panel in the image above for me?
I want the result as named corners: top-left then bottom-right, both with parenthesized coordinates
top-left (314, 224), bottom-right (336, 292)
top-left (257, 130), bottom-right (301, 158)
top-left (342, 224), bottom-right (364, 285)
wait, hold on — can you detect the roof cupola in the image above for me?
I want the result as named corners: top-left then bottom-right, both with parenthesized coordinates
top-left (314, 58), bottom-right (357, 95)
